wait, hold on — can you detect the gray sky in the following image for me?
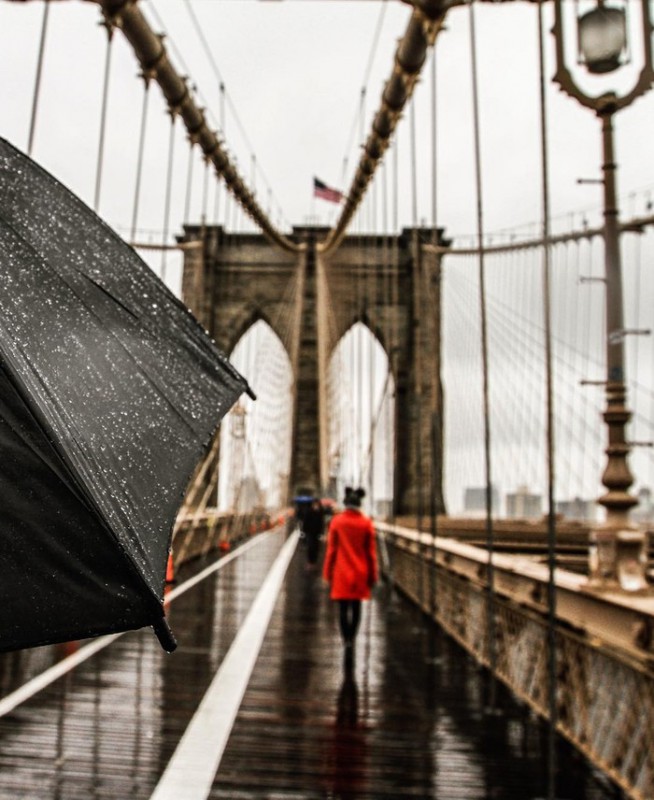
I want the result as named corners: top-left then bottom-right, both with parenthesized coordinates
top-left (0, 0), bottom-right (652, 513)
top-left (1, 0), bottom-right (652, 244)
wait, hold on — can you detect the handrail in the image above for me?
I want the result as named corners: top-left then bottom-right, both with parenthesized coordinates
top-left (377, 520), bottom-right (654, 662)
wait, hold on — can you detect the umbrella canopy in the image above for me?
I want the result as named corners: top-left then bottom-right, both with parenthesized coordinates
top-left (0, 137), bottom-right (248, 653)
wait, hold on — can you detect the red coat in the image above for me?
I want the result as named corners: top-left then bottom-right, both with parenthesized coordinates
top-left (323, 509), bottom-right (378, 600)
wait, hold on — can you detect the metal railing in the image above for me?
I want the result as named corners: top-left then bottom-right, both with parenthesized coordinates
top-left (379, 521), bottom-right (654, 800)
top-left (172, 508), bottom-right (285, 566)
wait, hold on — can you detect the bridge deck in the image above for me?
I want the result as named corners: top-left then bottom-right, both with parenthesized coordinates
top-left (0, 527), bottom-right (625, 799)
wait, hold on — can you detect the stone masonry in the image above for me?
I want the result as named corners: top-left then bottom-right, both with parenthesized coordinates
top-left (180, 224), bottom-right (448, 515)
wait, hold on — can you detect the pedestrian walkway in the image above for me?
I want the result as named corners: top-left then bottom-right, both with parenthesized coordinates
top-left (203, 531), bottom-right (622, 799)
top-left (0, 527), bottom-right (626, 799)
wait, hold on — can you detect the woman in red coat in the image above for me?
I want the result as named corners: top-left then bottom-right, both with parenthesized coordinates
top-left (323, 487), bottom-right (378, 653)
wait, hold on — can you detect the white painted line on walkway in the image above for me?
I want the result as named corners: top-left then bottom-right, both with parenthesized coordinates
top-left (0, 532), bottom-right (274, 719)
top-left (149, 530), bottom-right (300, 800)
top-left (165, 533), bottom-right (264, 603)
top-left (0, 633), bottom-right (122, 718)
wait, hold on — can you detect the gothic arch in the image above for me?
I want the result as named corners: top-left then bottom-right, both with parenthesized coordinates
top-left (329, 311), bottom-right (393, 381)
top-left (225, 305), bottom-right (290, 363)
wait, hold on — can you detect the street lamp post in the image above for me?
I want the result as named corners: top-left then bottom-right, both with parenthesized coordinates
top-left (552, 0), bottom-right (654, 588)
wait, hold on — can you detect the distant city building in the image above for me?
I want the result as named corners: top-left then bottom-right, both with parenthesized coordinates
top-left (506, 485), bottom-right (541, 519)
top-left (464, 485), bottom-right (500, 517)
top-left (555, 496), bottom-right (598, 523)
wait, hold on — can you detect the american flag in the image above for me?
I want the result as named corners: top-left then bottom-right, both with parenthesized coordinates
top-left (313, 177), bottom-right (343, 204)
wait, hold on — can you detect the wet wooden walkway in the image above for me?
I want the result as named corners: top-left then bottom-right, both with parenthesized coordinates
top-left (0, 526), bottom-right (626, 799)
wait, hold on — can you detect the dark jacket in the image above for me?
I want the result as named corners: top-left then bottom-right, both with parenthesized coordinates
top-left (303, 506), bottom-right (325, 538)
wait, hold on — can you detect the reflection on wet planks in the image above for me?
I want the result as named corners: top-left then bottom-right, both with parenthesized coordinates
top-left (0, 531), bottom-right (286, 800)
top-left (0, 528), bottom-right (626, 800)
top-left (211, 540), bottom-right (625, 800)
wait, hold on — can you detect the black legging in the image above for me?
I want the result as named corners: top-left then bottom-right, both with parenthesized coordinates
top-left (338, 599), bottom-right (361, 643)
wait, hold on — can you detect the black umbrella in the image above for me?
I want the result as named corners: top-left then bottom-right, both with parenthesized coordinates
top-left (0, 137), bottom-right (249, 653)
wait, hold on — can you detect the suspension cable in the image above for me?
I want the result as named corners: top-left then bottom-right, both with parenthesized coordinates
top-left (368, 177), bottom-right (380, 507)
top-left (381, 157), bottom-right (393, 518)
top-left (339, 0), bottom-right (389, 198)
top-left (161, 114), bottom-right (177, 282)
top-left (431, 46), bottom-right (438, 231)
top-left (391, 135), bottom-right (400, 520)
top-left (468, 0), bottom-right (497, 704)
top-left (428, 44), bottom-right (440, 617)
top-left (27, 0), bottom-right (50, 157)
top-left (94, 28), bottom-right (114, 212)
top-left (319, 0), bottom-right (451, 254)
top-left (98, 0), bottom-right (299, 254)
top-left (201, 157), bottom-right (210, 226)
top-left (538, 3), bottom-right (558, 794)
top-left (183, 139), bottom-right (195, 224)
top-left (179, 0), bottom-right (285, 236)
top-left (130, 78), bottom-right (151, 243)
top-left (409, 95), bottom-right (425, 560)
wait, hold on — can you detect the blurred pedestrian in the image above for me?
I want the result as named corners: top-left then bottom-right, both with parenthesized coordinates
top-left (303, 498), bottom-right (325, 568)
top-left (322, 486), bottom-right (378, 665)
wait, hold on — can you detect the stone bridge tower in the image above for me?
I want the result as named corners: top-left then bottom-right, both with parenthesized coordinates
top-left (180, 224), bottom-right (447, 515)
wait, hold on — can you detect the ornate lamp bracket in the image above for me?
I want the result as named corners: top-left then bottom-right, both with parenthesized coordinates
top-left (552, 0), bottom-right (654, 114)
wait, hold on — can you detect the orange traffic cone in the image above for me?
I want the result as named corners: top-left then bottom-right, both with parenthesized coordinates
top-left (165, 553), bottom-right (175, 584)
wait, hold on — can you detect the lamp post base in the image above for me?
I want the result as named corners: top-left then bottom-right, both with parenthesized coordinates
top-left (588, 527), bottom-right (649, 592)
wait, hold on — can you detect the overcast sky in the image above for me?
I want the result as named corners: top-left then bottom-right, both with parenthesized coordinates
top-left (0, 0), bottom-right (652, 243)
top-left (0, 0), bottom-right (652, 512)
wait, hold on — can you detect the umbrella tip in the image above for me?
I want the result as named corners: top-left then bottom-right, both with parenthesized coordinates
top-left (153, 615), bottom-right (177, 653)
top-left (246, 384), bottom-right (257, 401)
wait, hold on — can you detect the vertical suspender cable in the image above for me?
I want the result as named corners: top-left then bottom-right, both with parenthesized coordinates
top-left (214, 81), bottom-right (227, 227)
top-left (130, 80), bottom-right (151, 243)
top-left (94, 30), bottom-right (114, 213)
top-left (538, 3), bottom-right (558, 798)
top-left (219, 81), bottom-right (226, 137)
top-left (161, 114), bottom-right (177, 283)
top-left (382, 158), bottom-right (392, 514)
top-left (213, 175), bottom-right (222, 228)
top-left (358, 88), bottom-right (367, 488)
top-left (410, 97), bottom-right (425, 605)
top-left (410, 102), bottom-right (419, 230)
top-left (356, 229), bottom-right (364, 487)
top-left (28, 0), bottom-right (50, 157)
top-left (429, 46), bottom-right (439, 619)
top-left (201, 159), bottom-right (210, 226)
top-left (468, 0), bottom-right (497, 705)
top-left (391, 135), bottom-right (400, 520)
top-left (368, 183), bottom-right (377, 505)
top-left (183, 139), bottom-right (194, 224)
top-left (431, 47), bottom-right (438, 231)
top-left (380, 155), bottom-right (395, 583)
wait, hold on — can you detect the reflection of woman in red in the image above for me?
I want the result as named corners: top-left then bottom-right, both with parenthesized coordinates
top-left (322, 487), bottom-right (378, 661)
